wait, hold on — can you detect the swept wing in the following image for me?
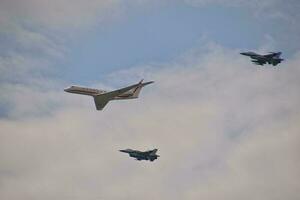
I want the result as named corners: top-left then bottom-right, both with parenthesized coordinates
top-left (93, 82), bottom-right (144, 110)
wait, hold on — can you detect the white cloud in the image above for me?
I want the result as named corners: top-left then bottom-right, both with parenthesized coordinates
top-left (185, 117), bottom-right (300, 200)
top-left (0, 0), bottom-right (167, 85)
top-left (0, 46), bottom-right (299, 199)
top-left (0, 1), bottom-right (299, 199)
top-left (184, 0), bottom-right (300, 23)
top-left (0, 0), bottom-right (126, 82)
top-left (0, 0), bottom-right (122, 28)
top-left (184, 0), bottom-right (300, 52)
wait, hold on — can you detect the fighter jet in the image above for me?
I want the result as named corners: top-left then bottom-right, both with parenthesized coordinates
top-left (240, 51), bottom-right (284, 66)
top-left (64, 79), bottom-right (154, 110)
top-left (119, 148), bottom-right (159, 161)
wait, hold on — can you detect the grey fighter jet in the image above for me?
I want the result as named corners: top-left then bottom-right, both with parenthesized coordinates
top-left (120, 149), bottom-right (159, 161)
top-left (64, 79), bottom-right (154, 110)
top-left (240, 51), bottom-right (284, 66)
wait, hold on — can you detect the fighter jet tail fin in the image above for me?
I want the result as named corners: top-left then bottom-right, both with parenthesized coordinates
top-left (150, 149), bottom-right (158, 155)
top-left (269, 51), bottom-right (282, 57)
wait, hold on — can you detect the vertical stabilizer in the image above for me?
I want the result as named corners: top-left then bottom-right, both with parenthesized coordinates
top-left (131, 85), bottom-right (143, 98)
top-left (131, 79), bottom-right (145, 98)
top-left (150, 149), bottom-right (158, 155)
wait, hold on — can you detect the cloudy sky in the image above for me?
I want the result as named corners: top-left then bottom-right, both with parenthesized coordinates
top-left (1, 0), bottom-right (300, 199)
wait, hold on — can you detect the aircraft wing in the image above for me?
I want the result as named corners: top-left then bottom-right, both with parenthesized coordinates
top-left (93, 82), bottom-right (142, 110)
top-left (93, 95), bottom-right (110, 110)
top-left (252, 59), bottom-right (266, 65)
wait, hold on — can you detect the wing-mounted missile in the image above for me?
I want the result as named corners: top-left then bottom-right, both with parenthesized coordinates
top-left (251, 60), bottom-right (265, 65)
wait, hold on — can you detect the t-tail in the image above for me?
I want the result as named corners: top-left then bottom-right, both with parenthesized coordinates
top-left (131, 79), bottom-right (154, 98)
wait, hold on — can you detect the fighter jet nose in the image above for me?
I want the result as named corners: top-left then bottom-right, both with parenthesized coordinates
top-left (120, 149), bottom-right (133, 153)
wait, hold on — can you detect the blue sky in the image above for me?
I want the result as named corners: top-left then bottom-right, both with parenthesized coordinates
top-left (61, 2), bottom-right (292, 84)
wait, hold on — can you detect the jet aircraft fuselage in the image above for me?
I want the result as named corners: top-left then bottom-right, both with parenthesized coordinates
top-left (64, 85), bottom-right (147, 100)
top-left (64, 80), bottom-right (154, 110)
top-left (120, 149), bottom-right (159, 161)
top-left (240, 51), bottom-right (284, 66)
top-left (64, 86), bottom-right (105, 96)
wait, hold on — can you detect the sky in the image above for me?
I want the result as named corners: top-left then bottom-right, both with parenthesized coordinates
top-left (0, 0), bottom-right (300, 200)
